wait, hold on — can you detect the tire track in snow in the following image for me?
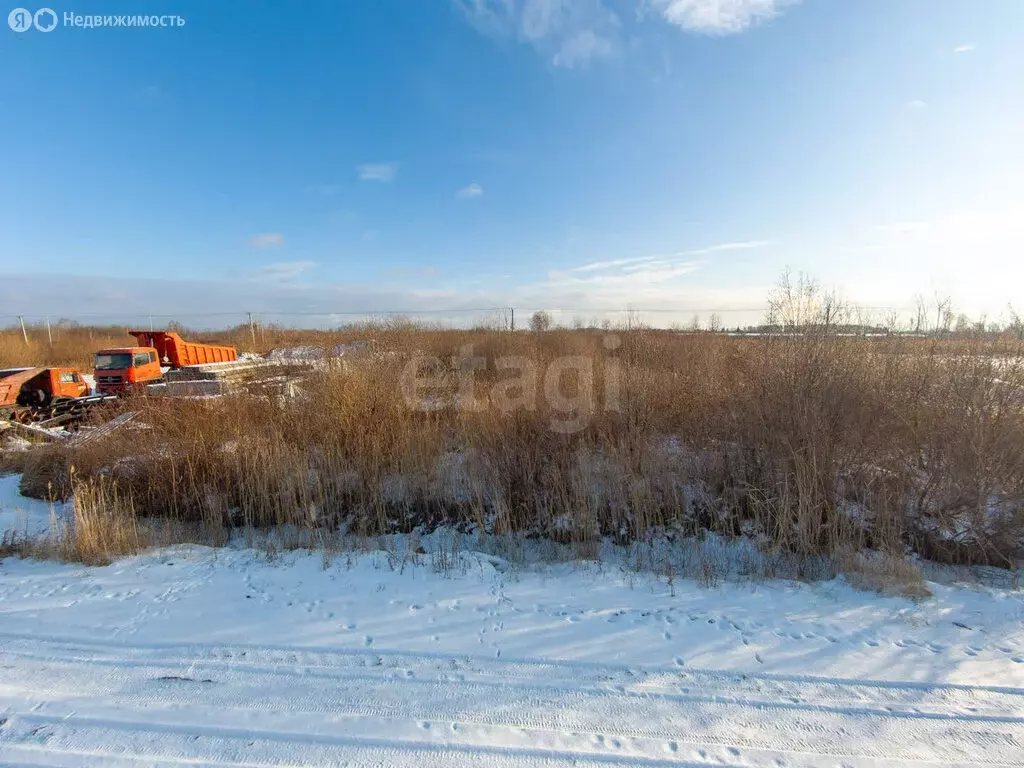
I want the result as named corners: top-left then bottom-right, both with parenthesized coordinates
top-left (3, 710), bottom-right (1022, 768)
top-left (3, 634), bottom-right (1023, 718)
top-left (2, 640), bottom-right (1023, 766)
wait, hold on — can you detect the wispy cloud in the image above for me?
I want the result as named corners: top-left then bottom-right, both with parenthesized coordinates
top-left (456, 0), bottom-right (619, 68)
top-left (648, 0), bottom-right (799, 35)
top-left (545, 240), bottom-right (769, 294)
top-left (357, 163), bottom-right (398, 183)
top-left (953, 43), bottom-right (976, 54)
top-left (686, 239), bottom-right (770, 256)
top-left (247, 233), bottom-right (285, 248)
top-left (553, 30), bottom-right (614, 67)
top-left (457, 182), bottom-right (484, 199)
top-left (560, 240), bottom-right (769, 277)
top-left (252, 260), bottom-right (317, 282)
top-left (903, 99), bottom-right (928, 111)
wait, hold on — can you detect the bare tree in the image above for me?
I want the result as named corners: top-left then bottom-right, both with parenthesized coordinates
top-left (934, 291), bottom-right (953, 334)
top-left (767, 269), bottom-right (824, 330)
top-left (1009, 304), bottom-right (1024, 341)
top-left (914, 295), bottom-right (928, 334)
top-left (529, 310), bottom-right (552, 334)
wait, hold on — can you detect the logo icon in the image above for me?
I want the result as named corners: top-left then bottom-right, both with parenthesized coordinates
top-left (8, 7), bottom-right (32, 30)
top-left (33, 7), bottom-right (55, 30)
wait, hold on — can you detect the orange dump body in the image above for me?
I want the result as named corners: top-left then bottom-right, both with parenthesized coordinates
top-left (128, 331), bottom-right (238, 367)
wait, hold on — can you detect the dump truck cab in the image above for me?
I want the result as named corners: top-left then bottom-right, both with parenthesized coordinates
top-left (93, 347), bottom-right (162, 394)
top-left (0, 367), bottom-right (91, 410)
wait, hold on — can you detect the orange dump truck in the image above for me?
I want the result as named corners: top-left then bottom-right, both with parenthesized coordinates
top-left (93, 331), bottom-right (238, 395)
top-left (0, 367), bottom-right (91, 411)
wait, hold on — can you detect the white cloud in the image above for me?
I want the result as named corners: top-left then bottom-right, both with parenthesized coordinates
top-left (650, 0), bottom-right (798, 35)
top-left (247, 233), bottom-right (285, 248)
top-left (457, 1), bottom-right (801, 67)
top-left (954, 43), bottom-right (976, 54)
top-left (456, 0), bottom-right (618, 68)
top-left (357, 163), bottom-right (398, 182)
top-left (457, 183), bottom-right (484, 199)
top-left (252, 260), bottom-right (317, 282)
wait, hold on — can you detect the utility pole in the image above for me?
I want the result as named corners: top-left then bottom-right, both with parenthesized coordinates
top-left (18, 316), bottom-right (28, 345)
top-left (45, 316), bottom-right (52, 345)
top-left (247, 312), bottom-right (257, 347)
top-left (510, 307), bottom-right (515, 332)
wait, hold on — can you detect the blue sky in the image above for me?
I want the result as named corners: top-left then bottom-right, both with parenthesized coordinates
top-left (1, 0), bottom-right (1022, 327)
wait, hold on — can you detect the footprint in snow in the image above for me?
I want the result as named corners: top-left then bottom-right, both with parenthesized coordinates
top-left (363, 636), bottom-right (374, 647)
top-left (864, 639), bottom-right (880, 647)
top-left (663, 631), bottom-right (672, 641)
top-left (1011, 657), bottom-right (1024, 664)
top-left (674, 657), bottom-right (686, 667)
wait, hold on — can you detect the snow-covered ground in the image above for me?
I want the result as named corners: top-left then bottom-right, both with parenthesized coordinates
top-left (1, 480), bottom-right (1023, 766)
top-left (0, 473), bottom-right (61, 539)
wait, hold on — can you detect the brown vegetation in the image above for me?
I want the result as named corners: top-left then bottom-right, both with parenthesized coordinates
top-left (3, 284), bottom-right (1024, 574)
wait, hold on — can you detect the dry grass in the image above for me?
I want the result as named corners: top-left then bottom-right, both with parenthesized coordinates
top-left (836, 549), bottom-right (933, 600)
top-left (4, 288), bottom-right (1024, 574)
top-left (0, 323), bottom-right (133, 370)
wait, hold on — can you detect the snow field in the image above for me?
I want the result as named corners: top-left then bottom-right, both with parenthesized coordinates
top-left (0, 538), bottom-right (1022, 767)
